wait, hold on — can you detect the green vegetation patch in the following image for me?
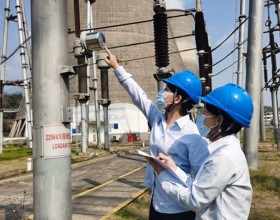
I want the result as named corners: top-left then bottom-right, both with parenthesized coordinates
top-left (0, 146), bottom-right (32, 161)
top-left (250, 170), bottom-right (280, 195)
top-left (114, 192), bottom-right (150, 220)
top-left (249, 208), bottom-right (280, 220)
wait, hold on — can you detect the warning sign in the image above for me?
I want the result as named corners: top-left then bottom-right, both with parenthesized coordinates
top-left (42, 125), bottom-right (72, 158)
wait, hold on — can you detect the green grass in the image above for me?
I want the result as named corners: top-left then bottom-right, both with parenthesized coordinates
top-left (109, 192), bottom-right (150, 220)
top-left (250, 170), bottom-right (280, 195)
top-left (0, 145), bottom-right (32, 161)
top-left (249, 209), bottom-right (280, 220)
top-left (261, 128), bottom-right (277, 144)
top-left (248, 140), bottom-right (280, 220)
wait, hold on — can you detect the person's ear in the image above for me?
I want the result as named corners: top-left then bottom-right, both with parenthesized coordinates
top-left (174, 94), bottom-right (182, 104)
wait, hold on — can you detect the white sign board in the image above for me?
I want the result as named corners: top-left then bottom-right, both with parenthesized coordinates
top-left (42, 125), bottom-right (71, 159)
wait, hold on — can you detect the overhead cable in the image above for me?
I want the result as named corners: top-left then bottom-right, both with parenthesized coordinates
top-left (109, 33), bottom-right (194, 49)
top-left (211, 38), bottom-right (247, 67)
top-left (118, 47), bottom-right (196, 63)
top-left (2, 14), bottom-right (194, 67)
top-left (211, 55), bottom-right (244, 77)
top-left (212, 47), bottom-right (237, 67)
top-left (3, 14), bottom-right (193, 65)
top-left (211, 17), bottom-right (249, 52)
top-left (68, 33), bottom-right (194, 54)
top-left (262, 77), bottom-right (275, 91)
top-left (68, 13), bottom-right (191, 34)
top-left (83, 47), bottom-right (196, 65)
top-left (0, 36), bottom-right (31, 65)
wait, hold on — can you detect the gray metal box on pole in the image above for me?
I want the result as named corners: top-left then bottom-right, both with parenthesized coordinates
top-left (32, 1), bottom-right (72, 219)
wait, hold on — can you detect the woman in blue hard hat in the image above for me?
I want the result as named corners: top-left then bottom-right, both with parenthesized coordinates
top-left (104, 47), bottom-right (209, 220)
top-left (148, 83), bottom-right (254, 220)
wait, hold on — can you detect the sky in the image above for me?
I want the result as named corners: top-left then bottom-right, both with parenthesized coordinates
top-left (166, 0), bottom-right (278, 107)
top-left (0, 0), bottom-right (279, 107)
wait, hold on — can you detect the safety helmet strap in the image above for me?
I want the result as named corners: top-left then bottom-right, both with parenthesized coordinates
top-left (208, 115), bottom-right (223, 141)
top-left (164, 88), bottom-right (178, 114)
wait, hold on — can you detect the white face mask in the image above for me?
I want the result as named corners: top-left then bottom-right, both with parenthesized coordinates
top-left (196, 114), bottom-right (216, 138)
top-left (156, 90), bottom-right (173, 111)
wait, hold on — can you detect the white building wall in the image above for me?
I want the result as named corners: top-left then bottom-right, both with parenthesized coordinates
top-left (71, 103), bottom-right (149, 144)
top-left (109, 103), bottom-right (148, 134)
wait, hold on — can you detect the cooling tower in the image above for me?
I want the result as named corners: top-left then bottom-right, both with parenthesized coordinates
top-left (67, 0), bottom-right (198, 107)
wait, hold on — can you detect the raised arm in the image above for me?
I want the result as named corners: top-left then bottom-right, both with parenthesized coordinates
top-left (104, 47), bottom-right (159, 124)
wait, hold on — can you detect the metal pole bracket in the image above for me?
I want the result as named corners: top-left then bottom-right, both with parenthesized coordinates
top-left (61, 107), bottom-right (73, 123)
top-left (59, 66), bottom-right (76, 76)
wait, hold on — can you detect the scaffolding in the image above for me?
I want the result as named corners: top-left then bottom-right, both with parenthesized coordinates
top-left (0, 0), bottom-right (32, 148)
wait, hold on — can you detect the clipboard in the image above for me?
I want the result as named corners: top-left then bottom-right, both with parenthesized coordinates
top-left (137, 149), bottom-right (188, 187)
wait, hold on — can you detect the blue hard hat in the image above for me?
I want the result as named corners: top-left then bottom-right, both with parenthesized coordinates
top-left (162, 70), bottom-right (202, 103)
top-left (199, 83), bottom-right (254, 127)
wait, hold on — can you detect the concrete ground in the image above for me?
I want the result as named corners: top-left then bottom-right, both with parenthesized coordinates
top-left (0, 150), bottom-right (148, 219)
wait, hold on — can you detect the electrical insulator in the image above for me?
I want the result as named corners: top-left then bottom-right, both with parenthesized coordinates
top-left (153, 5), bottom-right (169, 68)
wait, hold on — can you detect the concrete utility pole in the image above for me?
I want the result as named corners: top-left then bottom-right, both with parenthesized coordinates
top-left (244, 0), bottom-right (264, 170)
top-left (32, 0), bottom-right (73, 219)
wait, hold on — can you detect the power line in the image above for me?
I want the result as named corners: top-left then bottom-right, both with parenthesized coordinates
top-left (5, 8), bottom-right (248, 75)
top-left (0, 36), bottom-right (31, 65)
top-left (68, 13), bottom-right (192, 34)
top-left (211, 55), bottom-right (244, 77)
top-left (2, 12), bottom-right (194, 67)
top-left (108, 33), bottom-right (194, 50)
top-left (119, 47), bottom-right (196, 63)
top-left (83, 47), bottom-right (196, 74)
top-left (211, 46), bottom-right (238, 67)
top-left (211, 38), bottom-right (247, 67)
top-left (211, 17), bottom-right (249, 53)
top-left (84, 47), bottom-right (196, 69)
top-left (68, 33), bottom-right (194, 53)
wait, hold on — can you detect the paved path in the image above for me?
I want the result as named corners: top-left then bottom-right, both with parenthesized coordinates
top-left (0, 151), bottom-right (148, 219)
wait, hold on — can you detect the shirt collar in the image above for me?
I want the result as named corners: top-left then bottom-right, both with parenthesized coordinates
top-left (176, 114), bottom-right (191, 129)
top-left (208, 135), bottom-right (238, 154)
top-left (157, 113), bottom-right (191, 129)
